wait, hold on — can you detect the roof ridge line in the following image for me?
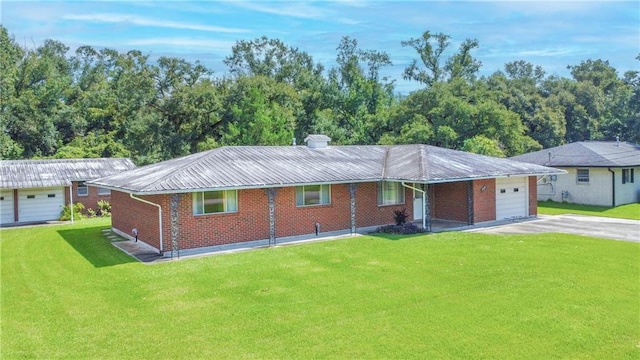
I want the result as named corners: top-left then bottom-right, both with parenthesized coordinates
top-left (381, 146), bottom-right (390, 179)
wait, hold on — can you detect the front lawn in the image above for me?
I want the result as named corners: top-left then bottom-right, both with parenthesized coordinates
top-left (538, 201), bottom-right (640, 220)
top-left (1, 219), bottom-right (638, 359)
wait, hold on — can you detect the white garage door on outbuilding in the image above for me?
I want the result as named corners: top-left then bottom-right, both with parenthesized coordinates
top-left (496, 177), bottom-right (528, 220)
top-left (1, 190), bottom-right (15, 224)
top-left (17, 187), bottom-right (64, 223)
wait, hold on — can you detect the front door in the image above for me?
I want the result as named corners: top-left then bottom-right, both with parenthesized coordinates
top-left (413, 186), bottom-right (423, 221)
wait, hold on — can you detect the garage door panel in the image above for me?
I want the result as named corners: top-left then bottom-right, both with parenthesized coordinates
top-left (18, 188), bottom-right (64, 222)
top-left (1, 190), bottom-right (14, 224)
top-left (496, 178), bottom-right (527, 220)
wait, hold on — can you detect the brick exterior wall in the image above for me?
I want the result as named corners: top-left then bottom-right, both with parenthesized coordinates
top-left (111, 182), bottom-right (412, 252)
top-left (63, 182), bottom-right (114, 214)
top-left (274, 185), bottom-right (352, 237)
top-left (110, 178), bottom-right (535, 252)
top-left (355, 183), bottom-right (412, 227)
top-left (528, 176), bottom-right (537, 216)
top-left (111, 191), bottom-right (165, 250)
top-left (472, 179), bottom-right (496, 223)
top-left (431, 182), bottom-right (469, 222)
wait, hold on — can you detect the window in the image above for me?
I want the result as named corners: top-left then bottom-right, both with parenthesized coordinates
top-left (622, 168), bottom-right (635, 184)
top-left (193, 190), bottom-right (237, 215)
top-left (48, 194), bottom-right (56, 198)
top-left (77, 181), bottom-right (88, 196)
top-left (296, 185), bottom-right (331, 206)
top-left (98, 187), bottom-right (111, 196)
top-left (377, 181), bottom-right (405, 206)
top-left (576, 169), bottom-right (590, 184)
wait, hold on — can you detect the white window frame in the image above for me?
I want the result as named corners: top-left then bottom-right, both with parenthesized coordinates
top-left (97, 187), bottom-right (111, 196)
top-left (77, 181), bottom-right (88, 196)
top-left (377, 181), bottom-right (405, 206)
top-left (576, 169), bottom-right (590, 184)
top-left (296, 184), bottom-right (331, 207)
top-left (193, 190), bottom-right (238, 215)
top-left (622, 168), bottom-right (634, 184)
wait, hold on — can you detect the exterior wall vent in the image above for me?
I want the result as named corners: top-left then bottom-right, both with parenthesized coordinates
top-left (304, 134), bottom-right (331, 149)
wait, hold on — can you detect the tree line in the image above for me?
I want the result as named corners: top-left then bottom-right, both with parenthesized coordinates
top-left (1, 26), bottom-right (638, 164)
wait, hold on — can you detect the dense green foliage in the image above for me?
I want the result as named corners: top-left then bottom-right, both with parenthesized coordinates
top-left (1, 219), bottom-right (637, 358)
top-left (2, 26), bottom-right (638, 164)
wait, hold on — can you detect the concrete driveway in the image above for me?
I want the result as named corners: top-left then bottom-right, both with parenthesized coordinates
top-left (466, 214), bottom-right (640, 242)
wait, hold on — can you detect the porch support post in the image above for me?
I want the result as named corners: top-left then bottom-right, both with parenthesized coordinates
top-left (170, 193), bottom-right (180, 259)
top-left (467, 180), bottom-right (474, 225)
top-left (349, 184), bottom-right (356, 234)
top-left (267, 188), bottom-right (276, 246)
top-left (423, 184), bottom-right (431, 232)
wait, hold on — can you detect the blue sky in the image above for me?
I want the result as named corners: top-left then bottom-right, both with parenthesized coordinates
top-left (2, 0), bottom-right (638, 93)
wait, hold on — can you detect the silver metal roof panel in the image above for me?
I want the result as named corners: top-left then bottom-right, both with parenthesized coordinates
top-left (89, 145), bottom-right (562, 194)
top-left (1, 158), bottom-right (136, 189)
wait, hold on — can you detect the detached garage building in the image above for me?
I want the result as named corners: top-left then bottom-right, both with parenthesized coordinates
top-left (0, 158), bottom-right (136, 226)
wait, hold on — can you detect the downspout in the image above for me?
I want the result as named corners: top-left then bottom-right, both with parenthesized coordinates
top-left (401, 182), bottom-right (426, 229)
top-left (607, 168), bottom-right (615, 207)
top-left (69, 184), bottom-right (74, 223)
top-left (129, 193), bottom-right (163, 255)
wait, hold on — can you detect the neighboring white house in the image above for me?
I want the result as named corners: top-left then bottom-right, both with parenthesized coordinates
top-left (511, 141), bottom-right (640, 207)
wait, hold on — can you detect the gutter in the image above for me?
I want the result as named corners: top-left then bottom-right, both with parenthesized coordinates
top-left (607, 167), bottom-right (615, 207)
top-left (401, 182), bottom-right (426, 229)
top-left (129, 193), bottom-right (163, 254)
top-left (69, 184), bottom-right (74, 223)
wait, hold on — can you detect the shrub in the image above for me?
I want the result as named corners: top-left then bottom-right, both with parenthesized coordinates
top-left (87, 208), bottom-right (96, 218)
top-left (376, 223), bottom-right (425, 235)
top-left (97, 200), bottom-right (111, 217)
top-left (59, 203), bottom-right (85, 221)
top-left (393, 208), bottom-right (408, 225)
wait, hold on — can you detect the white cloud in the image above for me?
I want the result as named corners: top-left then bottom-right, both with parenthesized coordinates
top-left (124, 37), bottom-right (237, 51)
top-left (63, 13), bottom-right (249, 33)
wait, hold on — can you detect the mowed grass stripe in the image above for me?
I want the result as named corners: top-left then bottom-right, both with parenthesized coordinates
top-left (1, 219), bottom-right (638, 359)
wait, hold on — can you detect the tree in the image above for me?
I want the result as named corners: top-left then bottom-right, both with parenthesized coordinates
top-left (402, 30), bottom-right (481, 87)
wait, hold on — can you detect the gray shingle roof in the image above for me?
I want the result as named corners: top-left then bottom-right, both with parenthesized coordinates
top-left (89, 145), bottom-right (562, 195)
top-left (1, 158), bottom-right (136, 189)
top-left (510, 141), bottom-right (640, 167)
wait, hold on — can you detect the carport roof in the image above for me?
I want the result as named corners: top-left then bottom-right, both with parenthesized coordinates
top-left (510, 141), bottom-right (640, 167)
top-left (89, 144), bottom-right (562, 195)
top-left (0, 158), bottom-right (136, 189)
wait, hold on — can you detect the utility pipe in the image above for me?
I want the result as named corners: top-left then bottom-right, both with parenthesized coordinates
top-left (401, 182), bottom-right (426, 229)
top-left (129, 193), bottom-right (163, 254)
top-left (69, 184), bottom-right (74, 223)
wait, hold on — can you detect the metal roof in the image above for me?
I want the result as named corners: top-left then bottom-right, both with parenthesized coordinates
top-left (510, 141), bottom-right (640, 167)
top-left (89, 145), bottom-right (562, 195)
top-left (1, 158), bottom-right (136, 189)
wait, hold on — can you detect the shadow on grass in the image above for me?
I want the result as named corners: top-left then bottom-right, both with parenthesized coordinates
top-left (58, 226), bottom-right (137, 268)
top-left (369, 232), bottom-right (433, 241)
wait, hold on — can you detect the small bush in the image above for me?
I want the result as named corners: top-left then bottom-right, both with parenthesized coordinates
top-left (376, 223), bottom-right (425, 235)
top-left (59, 203), bottom-right (85, 221)
top-left (87, 208), bottom-right (96, 218)
top-left (393, 208), bottom-right (408, 225)
top-left (97, 200), bottom-right (111, 217)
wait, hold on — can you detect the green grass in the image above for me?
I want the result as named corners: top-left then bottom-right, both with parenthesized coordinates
top-left (538, 201), bottom-right (640, 220)
top-left (1, 219), bottom-right (638, 359)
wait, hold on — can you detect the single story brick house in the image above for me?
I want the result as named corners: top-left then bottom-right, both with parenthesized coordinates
top-left (0, 158), bottom-right (136, 225)
top-left (90, 136), bottom-right (562, 256)
top-left (511, 141), bottom-right (640, 207)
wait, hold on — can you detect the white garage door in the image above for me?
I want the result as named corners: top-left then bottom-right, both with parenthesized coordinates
top-left (18, 187), bottom-right (65, 223)
top-left (496, 177), bottom-right (528, 220)
top-left (1, 190), bottom-right (15, 224)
